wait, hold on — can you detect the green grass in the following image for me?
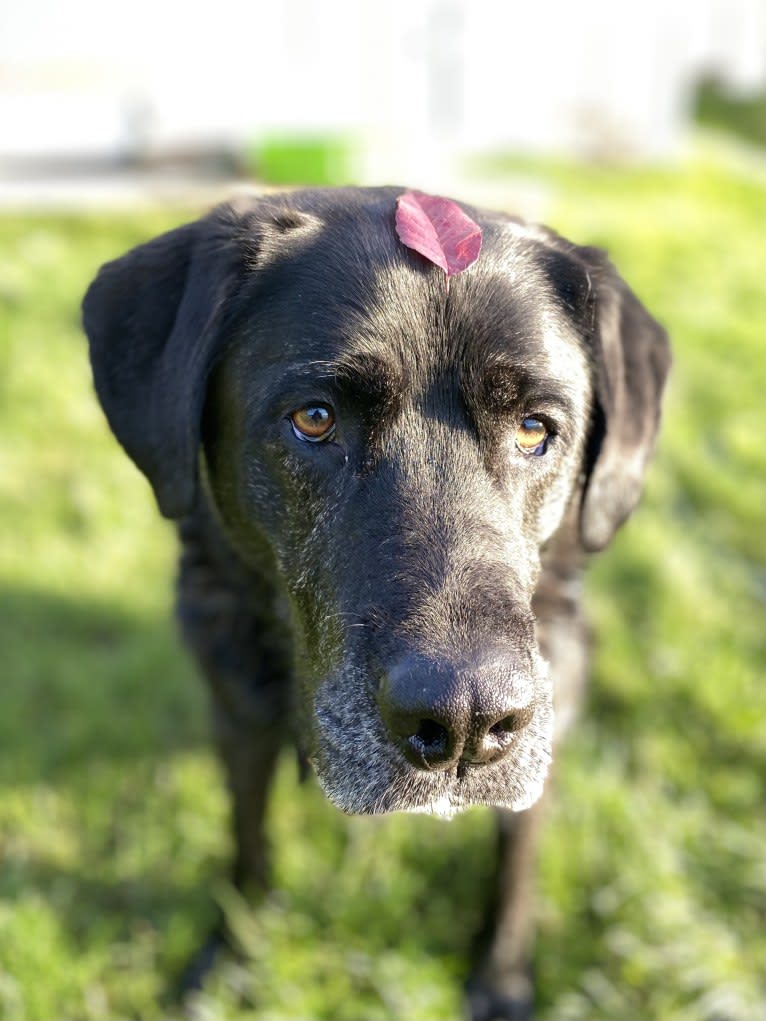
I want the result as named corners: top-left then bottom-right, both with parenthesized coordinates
top-left (0, 151), bottom-right (763, 1020)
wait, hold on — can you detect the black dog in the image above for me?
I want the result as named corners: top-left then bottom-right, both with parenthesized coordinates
top-left (83, 186), bottom-right (669, 1019)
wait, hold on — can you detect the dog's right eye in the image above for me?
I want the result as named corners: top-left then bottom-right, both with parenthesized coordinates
top-left (515, 417), bottom-right (549, 456)
top-left (290, 404), bottom-right (336, 442)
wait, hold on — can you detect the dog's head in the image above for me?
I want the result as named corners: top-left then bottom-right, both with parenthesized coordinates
top-left (83, 187), bottom-right (669, 816)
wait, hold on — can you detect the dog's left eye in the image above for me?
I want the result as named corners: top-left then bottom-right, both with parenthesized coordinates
top-left (290, 404), bottom-right (336, 442)
top-left (515, 417), bottom-right (549, 456)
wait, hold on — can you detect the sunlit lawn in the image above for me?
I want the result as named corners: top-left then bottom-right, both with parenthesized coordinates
top-left (0, 146), bottom-right (763, 1019)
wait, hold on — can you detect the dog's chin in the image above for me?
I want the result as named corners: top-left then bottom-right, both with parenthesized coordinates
top-left (318, 763), bottom-right (550, 819)
top-left (309, 659), bottom-right (554, 818)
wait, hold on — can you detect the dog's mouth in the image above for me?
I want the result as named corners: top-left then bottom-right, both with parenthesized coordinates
top-left (309, 655), bottom-right (554, 817)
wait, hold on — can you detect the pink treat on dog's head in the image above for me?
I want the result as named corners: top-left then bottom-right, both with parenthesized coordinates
top-left (395, 189), bottom-right (482, 282)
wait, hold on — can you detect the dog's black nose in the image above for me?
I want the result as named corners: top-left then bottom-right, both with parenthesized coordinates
top-left (378, 654), bottom-right (535, 771)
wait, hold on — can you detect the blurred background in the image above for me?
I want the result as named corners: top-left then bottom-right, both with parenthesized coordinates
top-left (1, 0), bottom-right (764, 201)
top-left (0, 2), bottom-right (764, 1020)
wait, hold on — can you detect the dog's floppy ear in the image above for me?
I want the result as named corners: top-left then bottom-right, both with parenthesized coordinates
top-left (577, 248), bottom-right (671, 552)
top-left (83, 206), bottom-right (248, 518)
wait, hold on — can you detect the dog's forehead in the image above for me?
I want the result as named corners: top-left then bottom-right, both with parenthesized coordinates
top-left (234, 189), bottom-right (591, 395)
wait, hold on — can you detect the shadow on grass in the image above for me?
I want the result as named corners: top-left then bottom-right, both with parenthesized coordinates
top-left (0, 581), bottom-right (501, 1012)
top-left (0, 581), bottom-right (208, 784)
top-left (0, 851), bottom-right (215, 926)
top-left (0, 582), bottom-right (229, 1004)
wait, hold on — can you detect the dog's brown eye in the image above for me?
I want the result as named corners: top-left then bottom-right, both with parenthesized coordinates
top-left (290, 404), bottom-right (336, 442)
top-left (515, 417), bottom-right (549, 456)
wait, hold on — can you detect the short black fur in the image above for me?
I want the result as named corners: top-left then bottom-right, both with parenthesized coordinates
top-left (83, 186), bottom-right (670, 1019)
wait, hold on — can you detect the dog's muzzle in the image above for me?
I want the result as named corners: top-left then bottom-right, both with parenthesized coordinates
top-left (310, 648), bottom-right (553, 817)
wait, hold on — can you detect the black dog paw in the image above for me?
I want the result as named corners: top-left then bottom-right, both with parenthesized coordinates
top-left (175, 925), bottom-right (230, 998)
top-left (465, 974), bottom-right (534, 1021)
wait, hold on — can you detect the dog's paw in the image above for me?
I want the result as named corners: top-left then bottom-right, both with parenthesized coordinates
top-left (175, 926), bottom-right (229, 998)
top-left (465, 971), bottom-right (534, 1021)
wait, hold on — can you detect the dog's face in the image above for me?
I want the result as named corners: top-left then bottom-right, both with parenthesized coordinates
top-left (83, 187), bottom-right (669, 817)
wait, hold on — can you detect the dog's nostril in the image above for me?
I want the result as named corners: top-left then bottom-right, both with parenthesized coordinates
top-left (461, 705), bottom-right (536, 766)
top-left (415, 718), bottom-right (449, 750)
top-left (403, 718), bottom-right (453, 768)
top-left (490, 716), bottom-right (515, 737)
top-left (490, 705), bottom-right (534, 738)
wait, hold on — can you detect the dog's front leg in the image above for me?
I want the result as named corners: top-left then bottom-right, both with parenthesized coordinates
top-left (213, 701), bottom-right (285, 895)
top-left (175, 512), bottom-right (292, 992)
top-left (178, 643), bottom-right (288, 995)
top-left (466, 804), bottom-right (544, 1021)
top-left (176, 695), bottom-right (284, 994)
top-left (182, 615), bottom-right (290, 897)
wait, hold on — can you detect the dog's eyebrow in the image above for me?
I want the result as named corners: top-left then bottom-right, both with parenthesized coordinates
top-left (474, 363), bottom-right (577, 419)
top-left (304, 352), bottom-right (407, 408)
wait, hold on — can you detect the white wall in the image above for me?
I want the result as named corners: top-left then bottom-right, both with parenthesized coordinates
top-left (1, 0), bottom-right (763, 167)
